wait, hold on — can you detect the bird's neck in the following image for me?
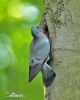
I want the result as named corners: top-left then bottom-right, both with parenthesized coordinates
top-left (39, 32), bottom-right (47, 38)
top-left (33, 32), bottom-right (48, 41)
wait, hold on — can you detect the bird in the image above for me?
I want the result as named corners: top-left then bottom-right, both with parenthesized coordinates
top-left (29, 25), bottom-right (56, 87)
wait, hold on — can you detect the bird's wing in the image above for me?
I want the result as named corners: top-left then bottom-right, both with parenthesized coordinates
top-left (29, 39), bottom-right (50, 82)
top-left (29, 63), bottom-right (44, 82)
top-left (33, 39), bottom-right (50, 60)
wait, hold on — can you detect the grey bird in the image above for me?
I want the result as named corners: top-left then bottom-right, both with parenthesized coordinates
top-left (29, 25), bottom-right (56, 87)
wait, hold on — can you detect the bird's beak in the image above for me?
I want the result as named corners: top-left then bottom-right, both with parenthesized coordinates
top-left (40, 29), bottom-right (45, 33)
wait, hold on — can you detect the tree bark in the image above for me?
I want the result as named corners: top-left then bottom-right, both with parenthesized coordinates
top-left (40, 0), bottom-right (80, 100)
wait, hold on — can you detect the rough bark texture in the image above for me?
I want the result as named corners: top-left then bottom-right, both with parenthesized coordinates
top-left (40, 0), bottom-right (80, 100)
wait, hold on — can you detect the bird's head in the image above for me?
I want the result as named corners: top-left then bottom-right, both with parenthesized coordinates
top-left (31, 25), bottom-right (40, 38)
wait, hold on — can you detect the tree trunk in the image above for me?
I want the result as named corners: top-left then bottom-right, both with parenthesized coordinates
top-left (40, 0), bottom-right (80, 100)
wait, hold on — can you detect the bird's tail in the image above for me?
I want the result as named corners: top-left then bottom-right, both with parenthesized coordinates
top-left (41, 63), bottom-right (56, 87)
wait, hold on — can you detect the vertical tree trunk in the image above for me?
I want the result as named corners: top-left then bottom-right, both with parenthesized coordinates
top-left (40, 0), bottom-right (80, 100)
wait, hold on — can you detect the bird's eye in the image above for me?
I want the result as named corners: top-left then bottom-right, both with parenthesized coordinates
top-left (37, 26), bottom-right (39, 28)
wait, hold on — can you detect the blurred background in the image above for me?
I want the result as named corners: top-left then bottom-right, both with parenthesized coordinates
top-left (0, 0), bottom-right (44, 100)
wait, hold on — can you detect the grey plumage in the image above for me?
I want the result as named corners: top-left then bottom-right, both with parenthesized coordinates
top-left (29, 25), bottom-right (56, 87)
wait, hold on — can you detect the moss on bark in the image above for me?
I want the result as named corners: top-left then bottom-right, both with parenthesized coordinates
top-left (40, 0), bottom-right (80, 100)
